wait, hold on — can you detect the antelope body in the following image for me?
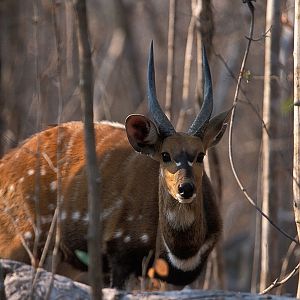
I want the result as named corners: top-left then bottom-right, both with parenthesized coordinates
top-left (0, 43), bottom-right (230, 288)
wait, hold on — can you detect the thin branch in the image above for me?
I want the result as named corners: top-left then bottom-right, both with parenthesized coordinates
top-left (32, 0), bottom-right (42, 267)
top-left (165, 0), bottom-right (176, 121)
top-left (276, 236), bottom-right (298, 295)
top-left (228, 0), bottom-right (299, 245)
top-left (94, 28), bottom-right (125, 121)
top-left (32, 208), bottom-right (58, 290)
top-left (245, 26), bottom-right (272, 41)
top-left (141, 249), bottom-right (154, 291)
top-left (176, 1), bottom-right (199, 131)
top-left (259, 261), bottom-right (300, 295)
top-left (214, 49), bottom-right (300, 188)
top-left (44, 2), bottom-right (66, 299)
top-left (39, 209), bottom-right (58, 269)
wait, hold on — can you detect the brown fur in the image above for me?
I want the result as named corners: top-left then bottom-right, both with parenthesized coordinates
top-left (0, 119), bottom-right (223, 288)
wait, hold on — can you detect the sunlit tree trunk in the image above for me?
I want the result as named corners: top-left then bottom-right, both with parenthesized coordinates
top-left (293, 0), bottom-right (300, 297)
top-left (260, 0), bottom-right (281, 291)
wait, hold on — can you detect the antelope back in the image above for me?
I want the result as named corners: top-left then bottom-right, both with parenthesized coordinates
top-left (0, 121), bottom-right (159, 263)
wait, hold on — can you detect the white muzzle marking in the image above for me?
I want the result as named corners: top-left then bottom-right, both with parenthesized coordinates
top-left (175, 193), bottom-right (196, 204)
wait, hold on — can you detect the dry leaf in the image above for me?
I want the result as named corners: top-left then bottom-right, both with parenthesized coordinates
top-left (154, 258), bottom-right (169, 277)
top-left (147, 267), bottom-right (155, 279)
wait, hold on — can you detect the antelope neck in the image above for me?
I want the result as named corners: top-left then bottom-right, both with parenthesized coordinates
top-left (158, 182), bottom-right (207, 263)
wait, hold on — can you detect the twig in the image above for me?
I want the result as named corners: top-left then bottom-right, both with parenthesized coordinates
top-left (228, 0), bottom-right (299, 245)
top-left (39, 209), bottom-right (59, 269)
top-left (32, 208), bottom-right (58, 290)
top-left (141, 249), bottom-right (154, 291)
top-left (245, 26), bottom-right (272, 41)
top-left (195, 19), bottom-right (203, 107)
top-left (42, 152), bottom-right (58, 173)
top-left (66, 0), bottom-right (74, 77)
top-left (0, 196), bottom-right (36, 268)
top-left (214, 49), bottom-right (300, 189)
top-left (32, 0), bottom-right (42, 269)
top-left (259, 261), bottom-right (300, 295)
top-left (44, 3), bottom-right (65, 299)
top-left (176, 1), bottom-right (199, 131)
top-left (165, 0), bottom-right (177, 121)
top-left (94, 28), bottom-right (125, 121)
top-left (276, 236), bottom-right (298, 295)
top-left (112, 0), bottom-right (143, 108)
top-left (251, 142), bottom-right (263, 293)
top-left (73, 1), bottom-right (103, 299)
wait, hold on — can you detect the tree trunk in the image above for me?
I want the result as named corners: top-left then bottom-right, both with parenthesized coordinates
top-left (73, 1), bottom-right (102, 299)
top-left (293, 0), bottom-right (300, 297)
top-left (260, 0), bottom-right (281, 291)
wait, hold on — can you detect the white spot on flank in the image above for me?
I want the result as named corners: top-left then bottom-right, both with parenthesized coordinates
top-left (72, 211), bottom-right (80, 221)
top-left (24, 231), bottom-right (32, 240)
top-left (140, 234), bottom-right (149, 243)
top-left (41, 215), bottom-right (53, 224)
top-left (126, 215), bottom-right (134, 222)
top-left (27, 169), bottom-right (35, 176)
top-left (82, 212), bottom-right (89, 222)
top-left (114, 229), bottom-right (123, 238)
top-left (124, 235), bottom-right (131, 243)
top-left (40, 167), bottom-right (46, 176)
top-left (50, 181), bottom-right (57, 191)
top-left (19, 177), bottom-right (24, 183)
top-left (9, 185), bottom-right (15, 192)
top-left (48, 203), bottom-right (55, 211)
top-left (61, 211), bottom-right (67, 220)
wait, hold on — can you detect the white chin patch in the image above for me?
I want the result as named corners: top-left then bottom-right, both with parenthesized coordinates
top-left (175, 193), bottom-right (196, 204)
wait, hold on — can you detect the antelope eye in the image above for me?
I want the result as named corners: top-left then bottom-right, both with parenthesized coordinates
top-left (161, 152), bottom-right (171, 163)
top-left (196, 153), bottom-right (205, 163)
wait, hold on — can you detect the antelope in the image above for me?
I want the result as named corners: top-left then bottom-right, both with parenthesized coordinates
top-left (0, 42), bottom-right (231, 289)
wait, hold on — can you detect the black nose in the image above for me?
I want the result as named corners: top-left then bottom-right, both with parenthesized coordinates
top-left (178, 182), bottom-right (195, 199)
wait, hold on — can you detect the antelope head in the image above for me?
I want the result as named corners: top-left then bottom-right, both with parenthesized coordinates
top-left (126, 42), bottom-right (231, 206)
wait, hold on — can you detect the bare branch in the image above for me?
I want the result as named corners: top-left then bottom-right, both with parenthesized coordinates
top-left (176, 1), bottom-right (198, 131)
top-left (276, 236), bottom-right (298, 295)
top-left (228, 0), bottom-right (299, 245)
top-left (165, 0), bottom-right (177, 122)
top-left (214, 50), bottom-right (300, 188)
top-left (259, 261), bottom-right (300, 295)
top-left (32, 0), bottom-right (42, 274)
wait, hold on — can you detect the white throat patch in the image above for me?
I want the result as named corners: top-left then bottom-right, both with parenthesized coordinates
top-left (162, 235), bottom-right (216, 272)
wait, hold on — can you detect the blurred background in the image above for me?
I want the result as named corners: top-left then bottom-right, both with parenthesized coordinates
top-left (0, 0), bottom-right (297, 296)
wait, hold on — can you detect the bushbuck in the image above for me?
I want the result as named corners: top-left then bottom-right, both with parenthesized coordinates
top-left (0, 43), bottom-right (231, 288)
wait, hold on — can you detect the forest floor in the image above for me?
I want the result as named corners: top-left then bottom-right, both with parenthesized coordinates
top-left (0, 259), bottom-right (296, 300)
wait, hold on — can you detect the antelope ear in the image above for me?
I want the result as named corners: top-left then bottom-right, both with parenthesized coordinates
top-left (202, 108), bottom-right (232, 149)
top-left (125, 114), bottom-right (161, 156)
